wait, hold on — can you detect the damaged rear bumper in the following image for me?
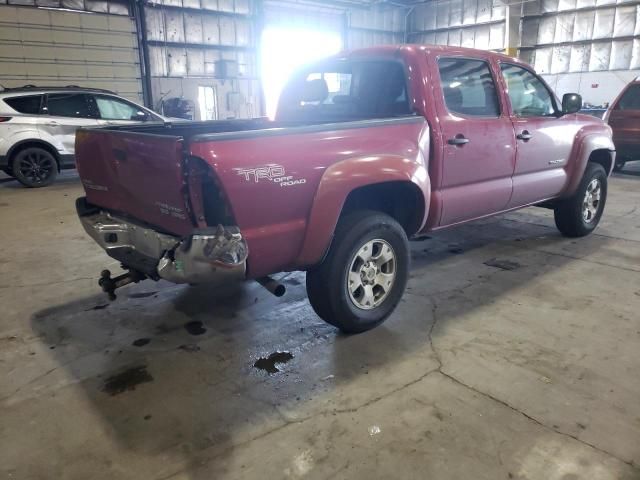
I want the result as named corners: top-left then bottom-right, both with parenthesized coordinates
top-left (76, 198), bottom-right (248, 285)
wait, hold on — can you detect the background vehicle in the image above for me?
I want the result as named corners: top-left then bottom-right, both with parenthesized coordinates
top-left (75, 45), bottom-right (615, 333)
top-left (0, 86), bottom-right (167, 187)
top-left (604, 77), bottom-right (640, 172)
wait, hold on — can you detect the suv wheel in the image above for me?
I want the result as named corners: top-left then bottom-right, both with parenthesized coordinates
top-left (306, 210), bottom-right (409, 334)
top-left (554, 162), bottom-right (607, 237)
top-left (12, 147), bottom-right (58, 188)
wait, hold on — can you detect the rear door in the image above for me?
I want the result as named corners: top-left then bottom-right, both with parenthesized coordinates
top-left (499, 63), bottom-right (576, 207)
top-left (40, 93), bottom-right (99, 154)
top-left (435, 56), bottom-right (516, 226)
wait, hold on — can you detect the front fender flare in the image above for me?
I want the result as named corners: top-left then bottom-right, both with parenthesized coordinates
top-left (563, 132), bottom-right (615, 197)
top-left (295, 154), bottom-right (430, 268)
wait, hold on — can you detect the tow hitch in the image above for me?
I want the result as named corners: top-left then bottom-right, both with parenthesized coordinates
top-left (99, 269), bottom-right (146, 301)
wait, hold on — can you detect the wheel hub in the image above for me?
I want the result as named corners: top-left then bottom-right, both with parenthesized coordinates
top-left (582, 178), bottom-right (601, 224)
top-left (347, 239), bottom-right (397, 310)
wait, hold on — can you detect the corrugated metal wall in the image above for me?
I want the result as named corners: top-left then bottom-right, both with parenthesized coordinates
top-left (347, 5), bottom-right (405, 48)
top-left (520, 0), bottom-right (640, 104)
top-left (145, 0), bottom-right (259, 119)
top-left (0, 4), bottom-right (142, 102)
top-left (407, 0), bottom-right (506, 51)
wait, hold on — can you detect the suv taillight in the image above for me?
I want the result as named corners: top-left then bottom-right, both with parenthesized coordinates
top-left (0, 116), bottom-right (12, 122)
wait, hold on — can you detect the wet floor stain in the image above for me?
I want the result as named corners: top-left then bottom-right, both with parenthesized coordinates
top-left (102, 366), bottom-right (153, 396)
top-left (253, 351), bottom-right (294, 374)
top-left (448, 246), bottom-right (464, 254)
top-left (178, 344), bottom-right (200, 352)
top-left (132, 338), bottom-right (151, 347)
top-left (484, 258), bottom-right (521, 271)
top-left (86, 304), bottom-right (109, 311)
top-left (184, 321), bottom-right (207, 336)
top-left (128, 291), bottom-right (158, 299)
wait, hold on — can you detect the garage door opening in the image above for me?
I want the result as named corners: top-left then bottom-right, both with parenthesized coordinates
top-left (261, 27), bottom-right (342, 119)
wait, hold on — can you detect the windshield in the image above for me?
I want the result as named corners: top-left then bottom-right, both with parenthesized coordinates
top-left (276, 60), bottom-right (413, 122)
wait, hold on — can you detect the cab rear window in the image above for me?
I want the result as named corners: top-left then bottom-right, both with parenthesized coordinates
top-left (616, 84), bottom-right (640, 110)
top-left (4, 95), bottom-right (43, 114)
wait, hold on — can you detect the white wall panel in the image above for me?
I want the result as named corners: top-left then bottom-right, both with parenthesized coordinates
top-left (0, 4), bottom-right (142, 101)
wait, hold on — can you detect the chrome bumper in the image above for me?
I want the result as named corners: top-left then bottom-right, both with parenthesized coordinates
top-left (78, 209), bottom-right (248, 285)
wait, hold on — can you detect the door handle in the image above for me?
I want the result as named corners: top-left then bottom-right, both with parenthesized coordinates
top-left (517, 130), bottom-right (533, 141)
top-left (46, 121), bottom-right (59, 126)
top-left (447, 135), bottom-right (470, 146)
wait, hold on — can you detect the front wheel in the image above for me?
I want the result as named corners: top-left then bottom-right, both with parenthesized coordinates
top-left (554, 163), bottom-right (607, 237)
top-left (306, 210), bottom-right (409, 334)
top-left (12, 147), bottom-right (58, 188)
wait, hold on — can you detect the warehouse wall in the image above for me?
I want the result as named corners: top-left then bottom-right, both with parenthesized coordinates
top-left (144, 0), bottom-right (259, 120)
top-left (347, 5), bottom-right (405, 49)
top-left (519, 0), bottom-right (640, 105)
top-left (0, 3), bottom-right (143, 103)
top-left (407, 0), bottom-right (507, 51)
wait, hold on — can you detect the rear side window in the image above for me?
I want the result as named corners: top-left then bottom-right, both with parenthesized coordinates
top-left (277, 60), bottom-right (412, 121)
top-left (615, 84), bottom-right (640, 110)
top-left (45, 93), bottom-right (95, 118)
top-left (438, 58), bottom-right (500, 117)
top-left (4, 95), bottom-right (43, 114)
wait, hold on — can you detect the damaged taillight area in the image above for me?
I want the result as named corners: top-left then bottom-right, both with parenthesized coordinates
top-left (185, 157), bottom-right (236, 228)
top-left (157, 225), bottom-right (248, 284)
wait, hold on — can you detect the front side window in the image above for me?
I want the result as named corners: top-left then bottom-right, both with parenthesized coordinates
top-left (500, 64), bottom-right (556, 117)
top-left (277, 60), bottom-right (412, 121)
top-left (95, 96), bottom-right (147, 120)
top-left (45, 93), bottom-right (94, 118)
top-left (4, 95), bottom-right (43, 114)
top-left (615, 84), bottom-right (640, 110)
top-left (437, 58), bottom-right (500, 117)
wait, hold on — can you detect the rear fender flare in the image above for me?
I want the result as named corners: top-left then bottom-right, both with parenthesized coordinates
top-left (296, 154), bottom-right (430, 267)
top-left (563, 132), bottom-right (615, 197)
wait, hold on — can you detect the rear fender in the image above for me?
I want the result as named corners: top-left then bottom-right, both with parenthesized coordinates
top-left (563, 132), bottom-right (615, 197)
top-left (296, 154), bottom-right (430, 267)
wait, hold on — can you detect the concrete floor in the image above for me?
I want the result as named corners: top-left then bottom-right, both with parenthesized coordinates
top-left (1, 166), bottom-right (639, 480)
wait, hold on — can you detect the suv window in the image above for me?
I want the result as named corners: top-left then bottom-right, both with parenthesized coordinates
top-left (4, 95), bottom-right (43, 114)
top-left (277, 60), bottom-right (412, 121)
top-left (437, 58), bottom-right (500, 117)
top-left (95, 95), bottom-right (147, 120)
top-left (615, 84), bottom-right (640, 110)
top-left (500, 64), bottom-right (556, 117)
top-left (45, 93), bottom-right (95, 118)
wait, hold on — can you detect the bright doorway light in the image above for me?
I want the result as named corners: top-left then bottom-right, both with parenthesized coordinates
top-left (261, 27), bottom-right (342, 119)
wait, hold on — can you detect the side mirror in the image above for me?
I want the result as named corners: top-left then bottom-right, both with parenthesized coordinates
top-left (562, 93), bottom-right (582, 115)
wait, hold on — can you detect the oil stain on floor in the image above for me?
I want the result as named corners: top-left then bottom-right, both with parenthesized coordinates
top-left (102, 366), bottom-right (153, 396)
top-left (253, 351), bottom-right (294, 374)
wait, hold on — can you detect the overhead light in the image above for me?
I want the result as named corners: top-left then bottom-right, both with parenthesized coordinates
top-left (449, 81), bottom-right (461, 88)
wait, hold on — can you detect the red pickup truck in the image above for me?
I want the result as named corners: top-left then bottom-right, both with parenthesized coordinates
top-left (76, 45), bottom-right (615, 333)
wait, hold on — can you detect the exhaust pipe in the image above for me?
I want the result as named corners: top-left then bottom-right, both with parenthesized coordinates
top-left (256, 276), bottom-right (286, 297)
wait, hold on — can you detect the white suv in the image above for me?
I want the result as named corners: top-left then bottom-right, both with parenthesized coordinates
top-left (0, 86), bottom-right (167, 187)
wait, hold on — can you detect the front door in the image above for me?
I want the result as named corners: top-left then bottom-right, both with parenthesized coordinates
top-left (39, 93), bottom-right (99, 155)
top-left (499, 63), bottom-right (577, 207)
top-left (436, 57), bottom-right (516, 226)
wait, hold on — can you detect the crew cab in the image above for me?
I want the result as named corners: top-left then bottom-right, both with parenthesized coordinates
top-left (75, 45), bottom-right (615, 333)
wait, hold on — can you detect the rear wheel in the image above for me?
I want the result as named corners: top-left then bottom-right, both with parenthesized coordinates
top-left (554, 162), bottom-right (607, 237)
top-left (12, 147), bottom-right (58, 188)
top-left (306, 210), bottom-right (409, 334)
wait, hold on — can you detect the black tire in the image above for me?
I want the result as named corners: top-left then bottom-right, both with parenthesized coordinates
top-left (613, 157), bottom-right (626, 172)
top-left (306, 210), bottom-right (409, 334)
top-left (12, 147), bottom-right (58, 188)
top-left (554, 162), bottom-right (607, 237)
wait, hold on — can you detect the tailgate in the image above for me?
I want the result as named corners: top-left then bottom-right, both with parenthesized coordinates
top-left (75, 128), bottom-right (195, 236)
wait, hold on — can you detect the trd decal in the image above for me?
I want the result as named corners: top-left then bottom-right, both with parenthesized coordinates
top-left (234, 164), bottom-right (307, 187)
